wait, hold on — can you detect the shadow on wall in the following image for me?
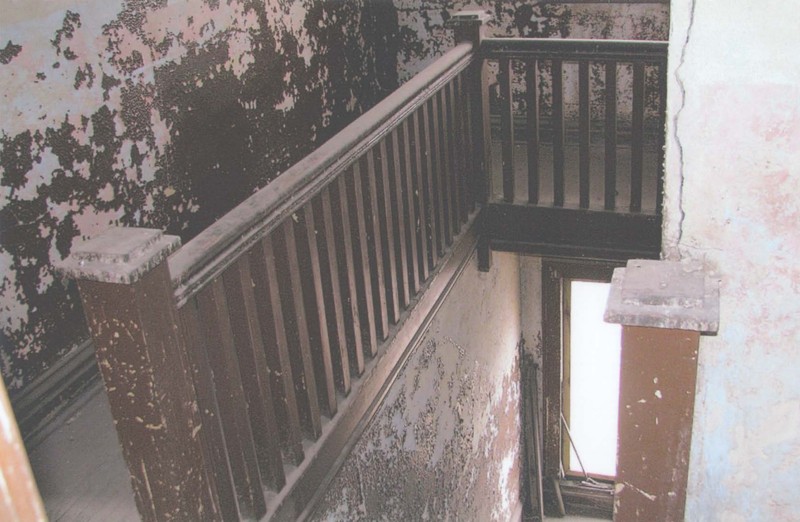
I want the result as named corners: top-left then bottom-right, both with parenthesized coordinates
top-left (0, 0), bottom-right (400, 396)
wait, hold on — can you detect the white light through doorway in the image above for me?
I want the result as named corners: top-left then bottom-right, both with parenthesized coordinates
top-left (568, 281), bottom-right (621, 478)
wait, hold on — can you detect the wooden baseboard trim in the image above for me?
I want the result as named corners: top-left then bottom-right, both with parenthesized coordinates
top-left (12, 339), bottom-right (99, 449)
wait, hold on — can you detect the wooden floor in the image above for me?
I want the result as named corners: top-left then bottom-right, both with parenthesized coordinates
top-left (27, 381), bottom-right (138, 522)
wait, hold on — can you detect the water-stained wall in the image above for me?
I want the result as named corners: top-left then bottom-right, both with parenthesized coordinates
top-left (663, 1), bottom-right (800, 520)
top-left (0, 0), bottom-right (400, 394)
top-left (312, 251), bottom-right (522, 521)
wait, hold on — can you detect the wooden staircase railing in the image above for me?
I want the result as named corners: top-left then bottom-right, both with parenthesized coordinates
top-left (478, 36), bottom-right (667, 263)
top-left (56, 15), bottom-right (485, 521)
top-left (55, 10), bottom-right (667, 520)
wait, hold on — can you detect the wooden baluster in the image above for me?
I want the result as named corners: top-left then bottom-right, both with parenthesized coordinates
top-left (178, 302), bottom-right (239, 520)
top-left (456, 72), bottom-right (473, 220)
top-left (631, 62), bottom-right (645, 213)
top-left (446, 80), bottom-right (463, 233)
top-left (436, 89), bottom-right (454, 247)
top-left (401, 119), bottom-right (421, 294)
top-left (428, 96), bottom-right (447, 257)
top-left (579, 60), bottom-right (591, 209)
top-left (500, 57), bottom-right (515, 203)
top-left (552, 59), bottom-right (565, 207)
top-left (419, 102), bottom-right (440, 266)
top-left (526, 59), bottom-right (540, 205)
top-left (349, 162), bottom-right (379, 357)
top-left (222, 258), bottom-right (286, 491)
top-left (363, 152), bottom-right (390, 340)
top-left (280, 219), bottom-right (323, 439)
top-left (411, 109), bottom-right (431, 282)
top-left (390, 129), bottom-right (411, 306)
top-left (300, 203), bottom-right (338, 417)
top-left (377, 139), bottom-right (401, 324)
top-left (656, 62), bottom-right (667, 215)
top-left (249, 235), bottom-right (305, 465)
top-left (605, 61), bottom-right (618, 211)
top-left (316, 189), bottom-right (351, 393)
top-left (335, 175), bottom-right (366, 374)
top-left (197, 279), bottom-right (266, 520)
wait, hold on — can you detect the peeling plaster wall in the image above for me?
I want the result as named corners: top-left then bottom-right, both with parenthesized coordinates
top-left (663, 1), bottom-right (800, 520)
top-left (0, 0), bottom-right (399, 394)
top-left (312, 251), bottom-right (522, 521)
top-left (395, 1), bottom-right (669, 81)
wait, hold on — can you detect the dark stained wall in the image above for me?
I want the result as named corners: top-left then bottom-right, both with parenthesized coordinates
top-left (0, 0), bottom-right (400, 394)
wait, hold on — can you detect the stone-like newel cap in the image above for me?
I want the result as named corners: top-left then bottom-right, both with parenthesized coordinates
top-left (445, 10), bottom-right (492, 26)
top-left (604, 259), bottom-right (720, 334)
top-left (55, 227), bottom-right (181, 285)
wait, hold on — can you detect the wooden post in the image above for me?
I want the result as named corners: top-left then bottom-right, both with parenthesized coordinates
top-left (605, 259), bottom-right (720, 522)
top-left (447, 10), bottom-right (492, 271)
top-left (56, 228), bottom-right (220, 521)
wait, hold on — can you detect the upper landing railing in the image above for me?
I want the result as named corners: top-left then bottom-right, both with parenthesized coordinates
top-left (56, 11), bottom-right (667, 522)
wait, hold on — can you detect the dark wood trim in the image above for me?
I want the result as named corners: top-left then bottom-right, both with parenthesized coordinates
top-left (482, 38), bottom-right (668, 62)
top-left (485, 204), bottom-right (662, 261)
top-left (269, 219), bottom-right (479, 521)
top-left (15, 338), bottom-right (99, 449)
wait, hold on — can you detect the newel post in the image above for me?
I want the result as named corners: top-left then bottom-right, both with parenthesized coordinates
top-left (56, 228), bottom-right (218, 521)
top-left (447, 10), bottom-right (493, 271)
top-left (605, 259), bottom-right (720, 522)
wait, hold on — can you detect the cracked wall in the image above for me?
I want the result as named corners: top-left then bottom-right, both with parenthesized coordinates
top-left (312, 251), bottom-right (522, 521)
top-left (0, 0), bottom-right (400, 395)
top-left (663, 1), bottom-right (800, 520)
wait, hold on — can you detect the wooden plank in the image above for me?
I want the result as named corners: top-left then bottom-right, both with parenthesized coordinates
top-left (377, 140), bottom-right (401, 324)
top-left (390, 129), bottom-right (411, 307)
top-left (579, 60), bottom-right (591, 209)
top-left (178, 302), bottom-right (239, 520)
top-left (552, 59), bottom-right (565, 207)
top-left (363, 152), bottom-right (390, 340)
top-left (437, 89), bottom-right (455, 246)
top-left (485, 203), bottom-right (662, 260)
top-left (500, 57), bottom-right (515, 203)
top-left (481, 37), bottom-right (668, 62)
top-left (411, 109), bottom-right (431, 282)
top-left (250, 236), bottom-right (305, 464)
top-left (541, 264), bottom-right (563, 480)
top-left (526, 59), bottom-right (540, 205)
top-left (349, 162), bottom-right (379, 357)
top-left (316, 189), bottom-right (351, 393)
top-left (221, 258), bottom-right (286, 492)
top-left (446, 79), bottom-right (463, 233)
top-left (604, 61), bottom-right (618, 211)
top-left (428, 96), bottom-right (447, 256)
top-left (197, 279), bottom-right (266, 519)
top-left (281, 219), bottom-right (323, 440)
top-left (302, 203), bottom-right (338, 417)
top-left (401, 118), bottom-right (421, 294)
top-left (455, 72), bottom-right (473, 220)
top-left (335, 175), bottom-right (366, 374)
top-left (631, 62), bottom-right (645, 213)
top-left (419, 102), bottom-right (439, 267)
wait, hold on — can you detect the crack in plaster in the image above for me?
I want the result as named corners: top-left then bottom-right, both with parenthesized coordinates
top-left (669, 0), bottom-right (697, 260)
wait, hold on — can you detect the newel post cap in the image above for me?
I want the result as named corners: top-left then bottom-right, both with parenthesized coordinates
top-left (446, 10), bottom-right (492, 26)
top-left (55, 227), bottom-right (181, 285)
top-left (604, 259), bottom-right (720, 334)
top-left (446, 10), bottom-right (492, 43)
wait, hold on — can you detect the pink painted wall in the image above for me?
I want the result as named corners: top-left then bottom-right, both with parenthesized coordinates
top-left (663, 1), bottom-right (800, 519)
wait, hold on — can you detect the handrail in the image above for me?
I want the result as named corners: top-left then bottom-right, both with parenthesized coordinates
top-left (482, 37), bottom-right (667, 62)
top-left (169, 42), bottom-right (476, 305)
